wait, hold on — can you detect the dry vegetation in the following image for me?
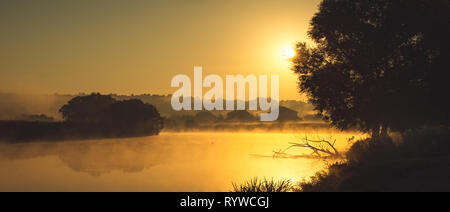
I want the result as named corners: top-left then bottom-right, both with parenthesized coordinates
top-left (232, 178), bottom-right (294, 192)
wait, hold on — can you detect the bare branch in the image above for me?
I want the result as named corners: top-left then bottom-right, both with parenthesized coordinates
top-left (273, 136), bottom-right (343, 159)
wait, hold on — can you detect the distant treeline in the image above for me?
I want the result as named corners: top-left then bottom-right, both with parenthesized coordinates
top-left (163, 107), bottom-right (324, 131)
top-left (0, 92), bottom-right (317, 121)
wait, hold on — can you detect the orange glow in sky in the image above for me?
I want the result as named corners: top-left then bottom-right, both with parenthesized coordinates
top-left (0, 0), bottom-right (321, 100)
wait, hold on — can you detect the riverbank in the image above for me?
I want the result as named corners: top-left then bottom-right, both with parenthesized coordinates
top-left (299, 128), bottom-right (450, 192)
top-left (0, 120), bottom-right (161, 142)
top-left (303, 127), bottom-right (450, 192)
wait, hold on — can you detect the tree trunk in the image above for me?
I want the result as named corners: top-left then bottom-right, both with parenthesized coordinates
top-left (380, 124), bottom-right (388, 137)
top-left (371, 125), bottom-right (381, 138)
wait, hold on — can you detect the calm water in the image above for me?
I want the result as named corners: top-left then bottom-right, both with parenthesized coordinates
top-left (0, 132), bottom-right (359, 192)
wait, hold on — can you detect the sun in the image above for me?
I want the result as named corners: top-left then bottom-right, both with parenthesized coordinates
top-left (281, 46), bottom-right (296, 60)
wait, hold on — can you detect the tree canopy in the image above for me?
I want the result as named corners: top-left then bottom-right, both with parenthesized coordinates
top-left (292, 0), bottom-right (450, 136)
top-left (59, 93), bottom-right (116, 123)
top-left (226, 110), bottom-right (256, 122)
top-left (59, 93), bottom-right (164, 134)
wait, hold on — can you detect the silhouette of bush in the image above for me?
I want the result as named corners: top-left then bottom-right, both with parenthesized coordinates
top-left (399, 127), bottom-right (450, 158)
top-left (302, 114), bottom-right (321, 121)
top-left (346, 137), bottom-right (397, 163)
top-left (226, 110), bottom-right (256, 122)
top-left (59, 93), bottom-right (116, 123)
top-left (277, 106), bottom-right (301, 122)
top-left (232, 178), bottom-right (293, 192)
top-left (102, 99), bottom-right (162, 124)
top-left (19, 114), bottom-right (54, 122)
top-left (194, 111), bottom-right (217, 123)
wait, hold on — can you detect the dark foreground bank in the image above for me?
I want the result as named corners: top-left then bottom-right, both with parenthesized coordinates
top-left (299, 127), bottom-right (450, 192)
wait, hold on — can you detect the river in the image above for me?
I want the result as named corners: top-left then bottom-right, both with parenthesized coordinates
top-left (0, 131), bottom-right (360, 191)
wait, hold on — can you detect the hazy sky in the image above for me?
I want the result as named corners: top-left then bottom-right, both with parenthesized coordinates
top-left (0, 0), bottom-right (321, 100)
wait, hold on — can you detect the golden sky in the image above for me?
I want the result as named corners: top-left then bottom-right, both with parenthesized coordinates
top-left (0, 0), bottom-right (321, 100)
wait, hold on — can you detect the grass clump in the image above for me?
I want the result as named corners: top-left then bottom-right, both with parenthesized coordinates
top-left (232, 177), bottom-right (294, 192)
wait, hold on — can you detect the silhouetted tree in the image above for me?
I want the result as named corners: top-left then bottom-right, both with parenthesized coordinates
top-left (292, 0), bottom-right (450, 137)
top-left (59, 93), bottom-right (116, 123)
top-left (194, 111), bottom-right (217, 123)
top-left (277, 106), bottom-right (301, 122)
top-left (226, 110), bottom-right (256, 122)
top-left (101, 99), bottom-right (164, 132)
top-left (59, 93), bottom-right (164, 135)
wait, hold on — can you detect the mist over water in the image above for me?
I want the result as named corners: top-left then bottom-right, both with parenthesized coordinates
top-left (0, 131), bottom-right (360, 192)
